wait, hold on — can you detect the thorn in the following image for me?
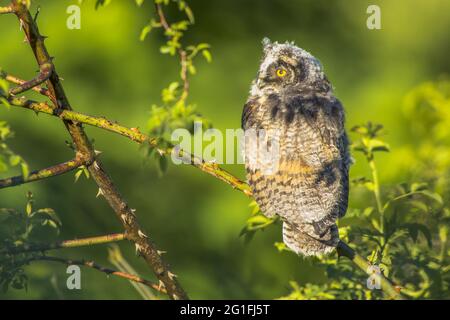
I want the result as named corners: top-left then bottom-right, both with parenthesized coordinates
top-left (120, 214), bottom-right (127, 225)
top-left (135, 243), bottom-right (143, 255)
top-left (93, 161), bottom-right (100, 170)
top-left (130, 127), bottom-right (140, 133)
top-left (130, 208), bottom-right (137, 217)
top-left (138, 230), bottom-right (148, 238)
top-left (157, 148), bottom-right (164, 156)
top-left (167, 271), bottom-right (177, 280)
top-left (158, 280), bottom-right (165, 291)
top-left (96, 188), bottom-right (104, 198)
top-left (94, 149), bottom-right (102, 156)
top-left (173, 294), bottom-right (180, 300)
top-left (157, 250), bottom-right (167, 255)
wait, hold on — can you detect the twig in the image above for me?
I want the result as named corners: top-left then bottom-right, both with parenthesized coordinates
top-left (10, 0), bottom-right (188, 300)
top-left (1, 233), bottom-right (126, 254)
top-left (0, 5), bottom-right (14, 14)
top-left (8, 61), bottom-right (53, 96)
top-left (3, 72), bottom-right (51, 98)
top-left (24, 255), bottom-right (167, 294)
top-left (155, 3), bottom-right (189, 101)
top-left (0, 156), bottom-right (86, 189)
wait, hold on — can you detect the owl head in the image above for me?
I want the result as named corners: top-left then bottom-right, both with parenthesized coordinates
top-left (251, 38), bottom-right (330, 95)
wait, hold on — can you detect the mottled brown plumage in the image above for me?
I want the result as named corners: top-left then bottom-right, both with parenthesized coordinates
top-left (242, 39), bottom-right (350, 256)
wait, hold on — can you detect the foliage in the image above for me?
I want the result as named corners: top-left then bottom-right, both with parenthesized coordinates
top-left (0, 121), bottom-right (29, 180)
top-left (0, 192), bottom-right (61, 292)
top-left (137, 0), bottom-right (213, 172)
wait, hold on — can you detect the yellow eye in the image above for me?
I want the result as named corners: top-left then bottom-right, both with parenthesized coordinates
top-left (276, 68), bottom-right (287, 77)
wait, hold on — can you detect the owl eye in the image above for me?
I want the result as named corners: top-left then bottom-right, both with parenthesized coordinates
top-left (276, 68), bottom-right (287, 77)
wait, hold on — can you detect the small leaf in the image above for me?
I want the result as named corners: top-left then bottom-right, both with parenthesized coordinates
top-left (184, 6), bottom-right (195, 23)
top-left (188, 64), bottom-right (196, 75)
top-left (202, 49), bottom-right (212, 63)
top-left (140, 25), bottom-right (152, 41)
top-left (21, 162), bottom-right (29, 180)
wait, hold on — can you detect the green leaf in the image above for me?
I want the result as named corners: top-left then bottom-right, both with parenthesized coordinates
top-left (403, 223), bottom-right (433, 247)
top-left (202, 49), bottom-right (212, 63)
top-left (9, 155), bottom-right (21, 166)
top-left (0, 78), bottom-right (9, 93)
top-left (184, 6), bottom-right (195, 23)
top-left (135, 0), bottom-right (144, 6)
top-left (34, 208), bottom-right (62, 226)
top-left (140, 25), bottom-right (153, 41)
top-left (188, 64), bottom-right (196, 75)
top-left (420, 190), bottom-right (443, 204)
top-left (0, 97), bottom-right (11, 109)
top-left (20, 162), bottom-right (29, 180)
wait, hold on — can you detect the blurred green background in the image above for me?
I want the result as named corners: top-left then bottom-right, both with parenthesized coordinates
top-left (0, 0), bottom-right (449, 299)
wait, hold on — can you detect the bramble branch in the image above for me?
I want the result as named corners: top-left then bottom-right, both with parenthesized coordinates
top-left (8, 61), bottom-right (53, 96)
top-left (0, 156), bottom-right (86, 189)
top-left (8, 0), bottom-right (187, 300)
top-left (1, 233), bottom-right (126, 254)
top-left (0, 5), bottom-right (14, 14)
top-left (24, 255), bottom-right (167, 294)
top-left (2, 71), bottom-right (51, 98)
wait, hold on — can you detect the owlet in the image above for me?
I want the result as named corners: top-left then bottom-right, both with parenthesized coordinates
top-left (242, 39), bottom-right (350, 256)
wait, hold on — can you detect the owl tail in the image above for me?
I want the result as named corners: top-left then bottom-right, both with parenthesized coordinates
top-left (282, 222), bottom-right (339, 256)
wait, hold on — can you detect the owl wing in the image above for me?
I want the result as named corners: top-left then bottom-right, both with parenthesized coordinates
top-left (242, 95), bottom-right (349, 235)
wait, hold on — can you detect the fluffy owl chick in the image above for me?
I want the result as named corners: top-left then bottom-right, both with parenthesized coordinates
top-left (242, 38), bottom-right (350, 256)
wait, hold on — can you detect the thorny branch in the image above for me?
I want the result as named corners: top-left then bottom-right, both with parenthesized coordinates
top-left (4, 0), bottom-right (188, 300)
top-left (0, 233), bottom-right (126, 255)
top-left (24, 255), bottom-right (167, 294)
top-left (8, 62), bottom-right (53, 96)
top-left (0, 1), bottom-right (405, 300)
top-left (6, 94), bottom-right (251, 196)
top-left (2, 71), bottom-right (51, 98)
top-left (0, 5), bottom-right (13, 14)
top-left (0, 156), bottom-right (87, 189)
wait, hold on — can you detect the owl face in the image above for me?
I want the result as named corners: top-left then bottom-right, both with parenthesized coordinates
top-left (251, 38), bottom-right (328, 95)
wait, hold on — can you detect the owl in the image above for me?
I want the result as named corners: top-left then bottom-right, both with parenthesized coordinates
top-left (242, 38), bottom-right (350, 256)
